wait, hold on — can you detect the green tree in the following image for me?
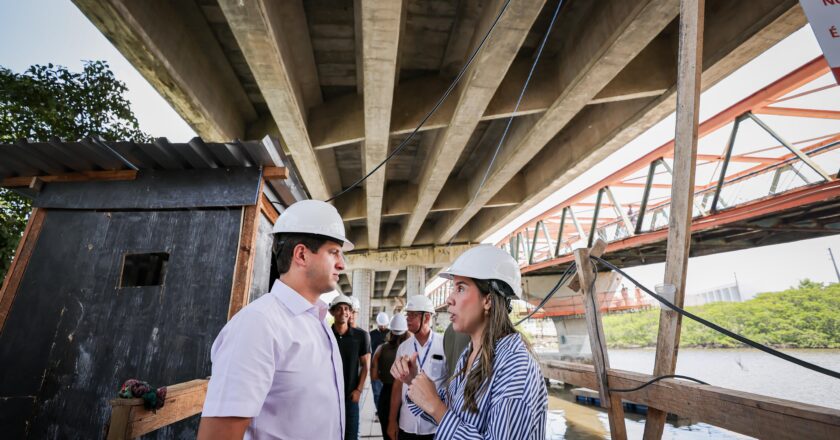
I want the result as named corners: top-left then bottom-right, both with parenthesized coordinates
top-left (0, 61), bottom-right (149, 279)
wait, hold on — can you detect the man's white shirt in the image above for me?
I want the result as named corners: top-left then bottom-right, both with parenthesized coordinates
top-left (202, 280), bottom-right (345, 439)
top-left (395, 331), bottom-right (447, 435)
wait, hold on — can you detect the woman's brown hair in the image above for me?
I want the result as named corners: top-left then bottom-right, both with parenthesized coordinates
top-left (446, 279), bottom-right (533, 413)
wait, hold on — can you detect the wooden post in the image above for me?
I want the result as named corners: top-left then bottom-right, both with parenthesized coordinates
top-left (643, 0), bottom-right (704, 438)
top-left (0, 207), bottom-right (46, 334)
top-left (573, 244), bottom-right (627, 440)
top-left (228, 180), bottom-right (264, 320)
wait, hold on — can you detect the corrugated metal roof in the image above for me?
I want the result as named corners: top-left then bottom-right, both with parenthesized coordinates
top-left (0, 136), bottom-right (308, 205)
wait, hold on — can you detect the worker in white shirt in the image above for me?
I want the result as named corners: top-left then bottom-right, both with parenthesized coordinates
top-left (198, 200), bottom-right (352, 440)
top-left (387, 295), bottom-right (446, 440)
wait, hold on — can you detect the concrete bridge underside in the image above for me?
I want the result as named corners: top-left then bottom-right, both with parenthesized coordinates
top-left (74, 0), bottom-right (807, 325)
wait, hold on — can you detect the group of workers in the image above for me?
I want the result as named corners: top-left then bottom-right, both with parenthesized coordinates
top-left (196, 199), bottom-right (548, 439)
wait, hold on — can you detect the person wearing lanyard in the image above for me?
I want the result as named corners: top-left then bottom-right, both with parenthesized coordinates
top-left (198, 200), bottom-right (351, 440)
top-left (388, 295), bottom-right (446, 440)
top-left (371, 313), bottom-right (410, 440)
top-left (394, 245), bottom-right (548, 439)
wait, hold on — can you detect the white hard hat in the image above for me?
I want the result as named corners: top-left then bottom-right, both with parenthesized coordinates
top-left (389, 314), bottom-right (408, 335)
top-left (376, 312), bottom-right (390, 326)
top-left (439, 244), bottom-right (522, 298)
top-left (405, 295), bottom-right (435, 314)
top-left (329, 294), bottom-right (353, 310)
top-left (350, 296), bottom-right (361, 311)
top-left (271, 200), bottom-right (353, 251)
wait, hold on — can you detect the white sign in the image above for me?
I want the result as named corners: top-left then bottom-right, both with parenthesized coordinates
top-left (800, 0), bottom-right (840, 83)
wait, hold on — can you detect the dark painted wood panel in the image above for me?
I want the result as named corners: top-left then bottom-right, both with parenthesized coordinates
top-left (34, 168), bottom-right (261, 210)
top-left (0, 209), bottom-right (241, 438)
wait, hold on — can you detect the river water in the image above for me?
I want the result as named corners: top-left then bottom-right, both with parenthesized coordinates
top-left (544, 348), bottom-right (840, 439)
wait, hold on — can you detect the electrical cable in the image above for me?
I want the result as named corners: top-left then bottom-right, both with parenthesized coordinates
top-left (609, 375), bottom-right (709, 393)
top-left (591, 255), bottom-right (840, 381)
top-left (467, 0), bottom-right (565, 208)
top-left (322, 0), bottom-right (514, 203)
top-left (514, 261), bottom-right (576, 326)
top-left (581, 259), bottom-right (713, 392)
top-left (444, 0), bottom-right (564, 248)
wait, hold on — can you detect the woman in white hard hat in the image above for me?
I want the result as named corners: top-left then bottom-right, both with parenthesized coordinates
top-left (371, 314), bottom-right (409, 440)
top-left (394, 244), bottom-right (547, 439)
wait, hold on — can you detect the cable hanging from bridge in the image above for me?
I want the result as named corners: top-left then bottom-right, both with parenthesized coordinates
top-left (590, 255), bottom-right (840, 381)
top-left (321, 0), bottom-right (514, 203)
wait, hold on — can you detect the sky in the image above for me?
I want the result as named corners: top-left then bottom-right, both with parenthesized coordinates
top-left (2, 1), bottom-right (839, 300)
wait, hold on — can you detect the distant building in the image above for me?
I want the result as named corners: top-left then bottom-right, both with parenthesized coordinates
top-left (685, 282), bottom-right (743, 306)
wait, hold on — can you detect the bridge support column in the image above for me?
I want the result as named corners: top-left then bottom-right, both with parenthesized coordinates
top-left (551, 317), bottom-right (591, 360)
top-left (352, 268), bottom-right (374, 330)
top-left (406, 265), bottom-right (425, 297)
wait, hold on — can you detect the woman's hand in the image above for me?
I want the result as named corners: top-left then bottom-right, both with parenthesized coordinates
top-left (407, 372), bottom-right (447, 423)
top-left (391, 352), bottom-right (419, 384)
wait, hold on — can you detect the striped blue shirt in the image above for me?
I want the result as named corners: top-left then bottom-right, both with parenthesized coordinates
top-left (408, 333), bottom-right (547, 439)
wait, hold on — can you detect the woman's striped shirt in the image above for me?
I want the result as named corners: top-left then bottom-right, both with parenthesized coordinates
top-left (408, 333), bottom-right (547, 439)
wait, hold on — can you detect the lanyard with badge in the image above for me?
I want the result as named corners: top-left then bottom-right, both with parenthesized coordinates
top-left (413, 333), bottom-right (434, 369)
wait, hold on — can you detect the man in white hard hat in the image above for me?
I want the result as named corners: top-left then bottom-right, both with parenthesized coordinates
top-left (199, 200), bottom-right (352, 440)
top-left (330, 295), bottom-right (371, 440)
top-left (387, 295), bottom-right (446, 440)
top-left (348, 296), bottom-right (361, 328)
top-left (370, 311), bottom-right (391, 417)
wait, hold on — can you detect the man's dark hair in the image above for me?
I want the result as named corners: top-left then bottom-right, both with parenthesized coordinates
top-left (273, 233), bottom-right (342, 275)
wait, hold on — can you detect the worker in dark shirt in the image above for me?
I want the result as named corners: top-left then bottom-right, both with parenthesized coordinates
top-left (370, 312), bottom-right (391, 415)
top-left (330, 295), bottom-right (371, 440)
top-left (371, 314), bottom-right (410, 440)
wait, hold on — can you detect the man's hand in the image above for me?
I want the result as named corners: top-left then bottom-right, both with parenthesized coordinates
top-left (391, 352), bottom-right (419, 384)
top-left (407, 372), bottom-right (446, 423)
top-left (350, 389), bottom-right (362, 403)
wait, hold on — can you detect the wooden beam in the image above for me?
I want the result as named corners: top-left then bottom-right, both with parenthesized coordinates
top-left (0, 208), bottom-right (46, 334)
top-left (259, 193), bottom-right (280, 224)
top-left (573, 246), bottom-right (627, 439)
top-left (261, 166), bottom-right (288, 180)
top-left (218, 0), bottom-right (330, 200)
top-left (1, 170), bottom-right (138, 188)
top-left (540, 360), bottom-right (840, 440)
top-left (359, 0), bottom-right (403, 249)
top-left (435, 0), bottom-right (680, 245)
top-left (469, 1), bottom-right (808, 243)
top-left (72, 0), bottom-right (255, 141)
top-left (644, 1), bottom-right (704, 438)
top-left (345, 244), bottom-right (473, 272)
top-left (106, 379), bottom-right (208, 439)
top-left (228, 180), bottom-right (263, 319)
top-left (400, 0), bottom-right (545, 247)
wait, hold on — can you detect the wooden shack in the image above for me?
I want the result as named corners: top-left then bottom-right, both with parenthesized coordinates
top-left (0, 136), bottom-right (303, 438)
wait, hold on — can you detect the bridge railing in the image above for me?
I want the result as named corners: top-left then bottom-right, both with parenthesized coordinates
top-left (498, 55), bottom-right (840, 269)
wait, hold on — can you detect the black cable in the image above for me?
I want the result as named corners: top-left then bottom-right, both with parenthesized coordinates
top-left (322, 0), bottom-right (514, 203)
top-left (585, 260), bottom-right (713, 392)
top-left (591, 256), bottom-right (840, 381)
top-left (514, 262), bottom-right (577, 326)
top-left (609, 374), bottom-right (709, 393)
